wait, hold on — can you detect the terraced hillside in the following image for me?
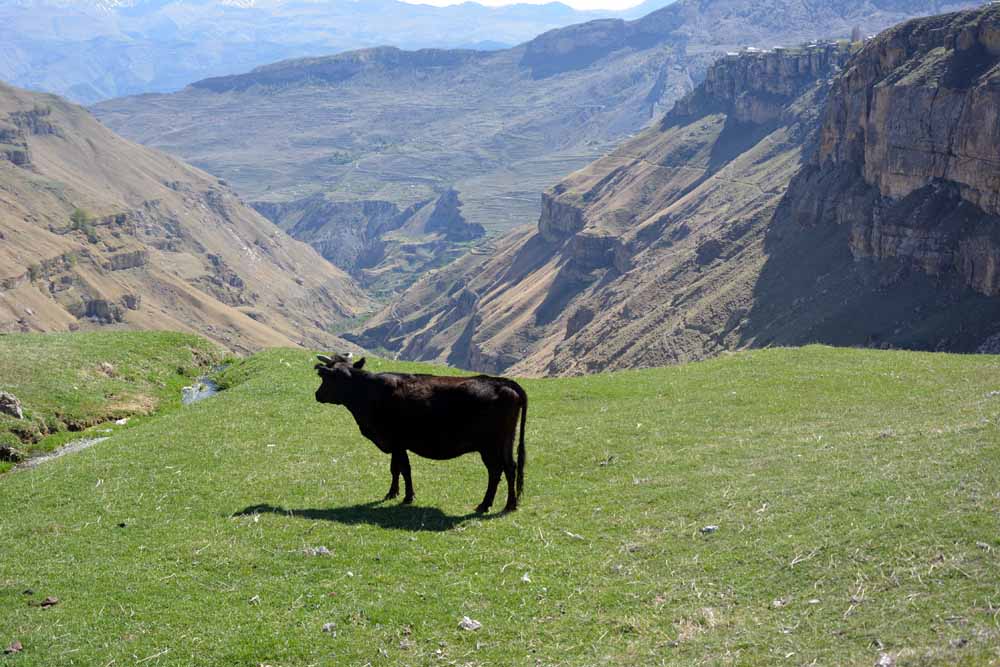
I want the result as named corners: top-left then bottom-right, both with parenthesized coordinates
top-left (1, 333), bottom-right (999, 665)
top-left (0, 82), bottom-right (372, 351)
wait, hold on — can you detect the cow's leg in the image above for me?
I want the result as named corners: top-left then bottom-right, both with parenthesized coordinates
top-left (384, 451), bottom-right (401, 500)
top-left (399, 450), bottom-right (415, 504)
top-left (476, 451), bottom-right (502, 514)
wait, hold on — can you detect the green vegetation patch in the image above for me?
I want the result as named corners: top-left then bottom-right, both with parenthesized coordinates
top-left (0, 331), bottom-right (224, 467)
top-left (0, 346), bottom-right (998, 665)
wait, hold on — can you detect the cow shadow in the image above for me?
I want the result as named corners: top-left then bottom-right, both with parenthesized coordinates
top-left (233, 501), bottom-right (499, 532)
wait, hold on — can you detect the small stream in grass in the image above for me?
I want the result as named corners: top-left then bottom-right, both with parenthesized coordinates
top-left (181, 377), bottom-right (220, 405)
top-left (15, 367), bottom-right (227, 470)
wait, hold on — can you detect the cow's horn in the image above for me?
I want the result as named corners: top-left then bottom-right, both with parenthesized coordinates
top-left (344, 352), bottom-right (354, 359)
top-left (317, 354), bottom-right (334, 365)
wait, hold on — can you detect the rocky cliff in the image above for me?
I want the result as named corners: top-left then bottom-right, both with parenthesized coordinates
top-left (671, 42), bottom-right (855, 123)
top-left (351, 5), bottom-right (1000, 375)
top-left (0, 83), bottom-right (372, 352)
top-left (785, 5), bottom-right (1000, 296)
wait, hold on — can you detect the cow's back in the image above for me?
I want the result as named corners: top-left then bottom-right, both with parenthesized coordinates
top-left (382, 375), bottom-right (521, 458)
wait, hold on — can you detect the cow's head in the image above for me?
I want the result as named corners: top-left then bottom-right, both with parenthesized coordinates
top-left (314, 353), bottom-right (366, 404)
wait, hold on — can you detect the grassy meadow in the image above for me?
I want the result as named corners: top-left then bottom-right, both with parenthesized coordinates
top-left (1, 333), bottom-right (999, 665)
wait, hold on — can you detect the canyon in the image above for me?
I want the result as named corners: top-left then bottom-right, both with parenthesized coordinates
top-left (351, 5), bottom-right (1000, 375)
top-left (92, 0), bottom-right (972, 295)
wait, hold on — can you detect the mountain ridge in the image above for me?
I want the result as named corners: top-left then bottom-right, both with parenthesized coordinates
top-left (0, 0), bottom-right (675, 104)
top-left (349, 4), bottom-right (1000, 375)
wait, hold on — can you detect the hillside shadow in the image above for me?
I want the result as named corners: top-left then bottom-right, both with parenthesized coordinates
top-left (233, 501), bottom-right (499, 532)
top-left (739, 171), bottom-right (1000, 352)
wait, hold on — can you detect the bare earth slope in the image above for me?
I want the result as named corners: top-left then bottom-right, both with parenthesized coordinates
top-left (0, 82), bottom-right (372, 352)
top-left (350, 6), bottom-right (1000, 376)
top-left (92, 0), bottom-right (974, 251)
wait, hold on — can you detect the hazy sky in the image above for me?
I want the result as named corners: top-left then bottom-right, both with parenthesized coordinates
top-left (401, 0), bottom-right (645, 9)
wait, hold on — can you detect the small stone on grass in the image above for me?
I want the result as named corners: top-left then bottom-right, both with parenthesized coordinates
top-left (458, 616), bottom-right (482, 631)
top-left (304, 546), bottom-right (331, 557)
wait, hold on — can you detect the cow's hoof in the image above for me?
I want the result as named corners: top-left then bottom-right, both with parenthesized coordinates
top-left (474, 503), bottom-right (490, 514)
top-left (502, 504), bottom-right (518, 513)
top-left (383, 491), bottom-right (399, 501)
top-left (402, 495), bottom-right (415, 505)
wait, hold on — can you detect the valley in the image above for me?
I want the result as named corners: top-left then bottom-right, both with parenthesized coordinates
top-left (2, 0), bottom-right (997, 373)
top-left (351, 5), bottom-right (1000, 375)
top-left (91, 0), bottom-right (972, 297)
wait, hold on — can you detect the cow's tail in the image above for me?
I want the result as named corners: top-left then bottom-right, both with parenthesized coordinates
top-left (513, 381), bottom-right (527, 500)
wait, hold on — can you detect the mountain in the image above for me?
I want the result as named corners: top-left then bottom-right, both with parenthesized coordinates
top-left (0, 0), bottom-right (674, 105)
top-left (251, 189), bottom-right (486, 298)
top-left (349, 5), bottom-right (1000, 376)
top-left (0, 82), bottom-right (372, 353)
top-left (93, 0), bottom-right (972, 297)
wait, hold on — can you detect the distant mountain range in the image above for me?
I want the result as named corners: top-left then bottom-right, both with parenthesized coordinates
top-left (0, 0), bottom-right (676, 103)
top-left (93, 0), bottom-right (977, 297)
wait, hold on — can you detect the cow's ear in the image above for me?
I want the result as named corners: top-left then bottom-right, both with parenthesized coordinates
top-left (353, 357), bottom-right (366, 370)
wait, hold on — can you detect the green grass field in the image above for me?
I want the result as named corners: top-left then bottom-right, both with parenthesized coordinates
top-left (1, 334), bottom-right (999, 665)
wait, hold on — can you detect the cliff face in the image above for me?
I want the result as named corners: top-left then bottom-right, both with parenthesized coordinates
top-left (787, 5), bottom-right (1000, 295)
top-left (352, 6), bottom-right (1000, 376)
top-left (671, 42), bottom-right (854, 123)
top-left (0, 83), bottom-right (372, 352)
top-left (253, 189), bottom-right (484, 297)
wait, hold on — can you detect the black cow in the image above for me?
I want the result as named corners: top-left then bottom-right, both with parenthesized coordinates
top-left (314, 353), bottom-right (527, 513)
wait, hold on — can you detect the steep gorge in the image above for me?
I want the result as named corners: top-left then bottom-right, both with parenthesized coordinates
top-left (352, 5), bottom-right (1000, 375)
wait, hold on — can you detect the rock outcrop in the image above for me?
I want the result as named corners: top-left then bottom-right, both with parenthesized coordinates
top-left (670, 42), bottom-right (854, 123)
top-left (786, 5), bottom-right (1000, 295)
top-left (254, 189), bottom-right (484, 295)
top-left (0, 392), bottom-right (24, 420)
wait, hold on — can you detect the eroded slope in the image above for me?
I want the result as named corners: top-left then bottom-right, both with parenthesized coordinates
top-left (0, 83), bottom-right (372, 352)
